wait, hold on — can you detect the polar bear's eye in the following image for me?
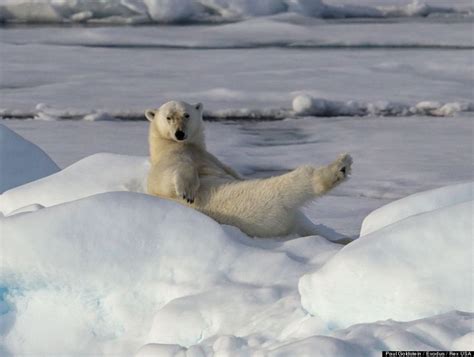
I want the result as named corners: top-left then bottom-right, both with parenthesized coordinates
top-left (166, 116), bottom-right (171, 121)
top-left (184, 113), bottom-right (190, 118)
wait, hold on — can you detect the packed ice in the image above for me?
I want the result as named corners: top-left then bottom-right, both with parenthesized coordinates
top-left (0, 0), bottom-right (471, 24)
top-left (1, 17), bottom-right (472, 118)
top-left (1, 95), bottom-right (473, 122)
top-left (292, 95), bottom-right (474, 117)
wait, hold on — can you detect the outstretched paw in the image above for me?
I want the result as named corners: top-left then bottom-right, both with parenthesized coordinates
top-left (335, 153), bottom-right (352, 181)
top-left (331, 153), bottom-right (353, 185)
top-left (313, 153), bottom-right (353, 194)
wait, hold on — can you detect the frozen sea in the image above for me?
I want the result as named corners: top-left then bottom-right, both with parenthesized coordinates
top-left (0, 0), bottom-right (473, 355)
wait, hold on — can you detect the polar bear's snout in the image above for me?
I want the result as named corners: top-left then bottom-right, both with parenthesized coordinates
top-left (167, 110), bottom-right (190, 141)
top-left (175, 130), bottom-right (186, 141)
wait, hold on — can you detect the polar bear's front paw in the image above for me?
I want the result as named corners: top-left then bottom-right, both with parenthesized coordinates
top-left (177, 188), bottom-right (196, 204)
top-left (175, 179), bottom-right (199, 204)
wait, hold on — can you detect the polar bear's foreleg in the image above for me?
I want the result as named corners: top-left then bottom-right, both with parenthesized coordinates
top-left (174, 163), bottom-right (200, 203)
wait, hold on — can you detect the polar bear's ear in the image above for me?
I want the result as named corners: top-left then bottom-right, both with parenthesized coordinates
top-left (195, 103), bottom-right (203, 112)
top-left (145, 109), bottom-right (157, 122)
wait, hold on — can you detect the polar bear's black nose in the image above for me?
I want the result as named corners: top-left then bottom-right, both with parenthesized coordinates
top-left (175, 130), bottom-right (186, 141)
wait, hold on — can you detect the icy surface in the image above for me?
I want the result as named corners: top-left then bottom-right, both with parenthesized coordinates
top-left (1, 16), bottom-right (473, 115)
top-left (0, 0), bottom-right (471, 24)
top-left (0, 123), bottom-right (59, 193)
top-left (139, 311), bottom-right (474, 355)
top-left (0, 153), bottom-right (149, 215)
top-left (0, 190), bottom-right (332, 354)
top-left (300, 198), bottom-right (473, 328)
top-left (1, 181), bottom-right (473, 355)
top-left (361, 181), bottom-right (474, 236)
top-left (292, 94), bottom-right (474, 117)
top-left (3, 95), bottom-right (474, 122)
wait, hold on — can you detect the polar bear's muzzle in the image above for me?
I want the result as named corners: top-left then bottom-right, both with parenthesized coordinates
top-left (175, 130), bottom-right (186, 141)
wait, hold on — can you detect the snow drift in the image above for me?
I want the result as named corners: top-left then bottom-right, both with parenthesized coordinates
top-left (299, 189), bottom-right (474, 328)
top-left (0, 123), bottom-right (59, 193)
top-left (138, 311), bottom-right (474, 356)
top-left (2, 189), bottom-right (473, 355)
top-left (0, 0), bottom-right (470, 24)
top-left (0, 153), bottom-right (149, 215)
top-left (0, 191), bottom-right (308, 354)
top-left (360, 181), bottom-right (474, 236)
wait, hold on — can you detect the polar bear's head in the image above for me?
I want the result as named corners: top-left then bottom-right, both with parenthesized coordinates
top-left (145, 101), bottom-right (203, 143)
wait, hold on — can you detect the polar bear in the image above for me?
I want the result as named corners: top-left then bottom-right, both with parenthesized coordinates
top-left (145, 100), bottom-right (352, 238)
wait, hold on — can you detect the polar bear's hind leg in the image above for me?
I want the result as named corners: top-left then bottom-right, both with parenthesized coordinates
top-left (196, 154), bottom-right (352, 237)
top-left (267, 153), bottom-right (353, 210)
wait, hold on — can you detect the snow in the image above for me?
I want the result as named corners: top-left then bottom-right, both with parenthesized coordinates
top-left (0, 153), bottom-right (150, 215)
top-left (2, 187), bottom-right (473, 354)
top-left (139, 311), bottom-right (474, 355)
top-left (1, 14), bottom-right (473, 116)
top-left (144, 0), bottom-right (196, 23)
top-left (292, 94), bottom-right (474, 117)
top-left (0, 123), bottom-right (59, 193)
top-left (361, 181), bottom-right (474, 236)
top-left (5, 203), bottom-right (44, 217)
top-left (5, 94), bottom-right (474, 123)
top-left (0, 0), bottom-right (471, 24)
top-left (299, 198), bottom-right (473, 328)
top-left (0, 191), bottom-right (315, 354)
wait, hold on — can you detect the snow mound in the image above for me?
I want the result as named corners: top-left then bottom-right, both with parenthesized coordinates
top-left (299, 196), bottom-right (473, 328)
top-left (0, 123), bottom-right (59, 193)
top-left (0, 0), bottom-right (470, 24)
top-left (0, 153), bottom-right (149, 215)
top-left (292, 94), bottom-right (474, 117)
top-left (0, 191), bottom-right (309, 354)
top-left (361, 181), bottom-right (474, 236)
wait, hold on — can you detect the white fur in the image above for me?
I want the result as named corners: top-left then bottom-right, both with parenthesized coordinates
top-left (146, 101), bottom-right (353, 238)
